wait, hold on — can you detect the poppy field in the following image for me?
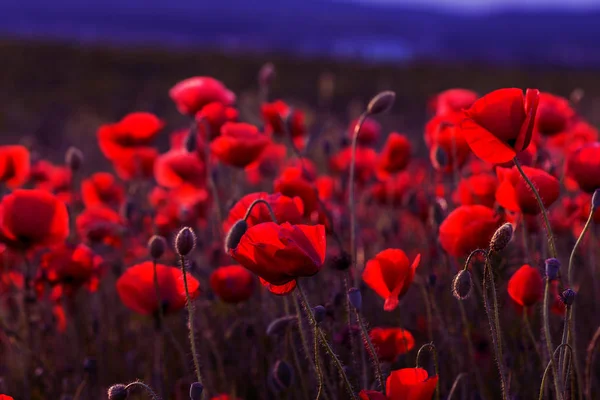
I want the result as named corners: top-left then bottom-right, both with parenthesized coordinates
top-left (1, 49), bottom-right (600, 400)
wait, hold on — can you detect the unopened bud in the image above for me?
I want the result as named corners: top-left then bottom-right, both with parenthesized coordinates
top-left (259, 62), bottom-right (276, 87)
top-left (313, 305), bottom-right (326, 323)
top-left (224, 219), bottom-right (248, 252)
top-left (452, 270), bottom-right (473, 300)
top-left (545, 258), bottom-right (561, 281)
top-left (561, 289), bottom-right (576, 306)
top-left (592, 189), bottom-right (600, 211)
top-left (175, 227), bottom-right (196, 256)
top-left (189, 382), bottom-right (204, 400)
top-left (489, 223), bottom-right (514, 252)
top-left (348, 287), bottom-right (362, 311)
top-left (269, 360), bottom-right (294, 393)
top-left (330, 251), bottom-right (352, 271)
top-left (83, 357), bottom-right (97, 376)
top-left (107, 384), bottom-right (128, 400)
top-left (65, 146), bottom-right (84, 172)
top-left (266, 315), bottom-right (297, 336)
top-left (367, 91), bottom-right (396, 115)
top-left (148, 235), bottom-right (167, 260)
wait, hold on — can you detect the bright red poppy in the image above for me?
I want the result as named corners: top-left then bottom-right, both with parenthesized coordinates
top-left (262, 100), bottom-right (307, 138)
top-left (363, 249), bottom-right (421, 311)
top-left (546, 120), bottom-right (598, 153)
top-left (0, 395), bottom-right (14, 400)
top-left (117, 262), bottom-right (200, 315)
top-left (507, 264), bottom-right (543, 308)
top-left (196, 101), bottom-right (239, 140)
top-left (439, 205), bottom-right (502, 258)
top-left (274, 167), bottom-right (319, 218)
top-left (429, 88), bottom-right (478, 116)
top-left (452, 173), bottom-right (498, 208)
top-left (359, 390), bottom-right (387, 400)
top-left (461, 88), bottom-right (540, 164)
top-left (370, 327), bottom-right (415, 362)
top-left (348, 117), bottom-right (381, 146)
top-left (169, 76), bottom-right (235, 115)
top-left (97, 112), bottom-right (163, 160)
top-left (0, 145), bottom-right (30, 188)
top-left (386, 368), bottom-right (438, 400)
top-left (566, 143), bottom-right (600, 193)
top-left (211, 122), bottom-right (271, 168)
top-left (534, 92), bottom-right (576, 136)
top-left (30, 162), bottom-right (74, 204)
top-left (223, 192), bottom-right (304, 233)
top-left (210, 265), bottom-right (255, 304)
top-left (110, 147), bottom-right (158, 181)
top-left (0, 189), bottom-right (69, 251)
top-left (228, 222), bottom-right (326, 295)
top-left (496, 166), bottom-right (560, 215)
top-left (76, 207), bottom-right (123, 246)
top-left (81, 172), bottom-right (125, 209)
top-left (378, 132), bottom-right (411, 176)
top-left (154, 149), bottom-right (205, 189)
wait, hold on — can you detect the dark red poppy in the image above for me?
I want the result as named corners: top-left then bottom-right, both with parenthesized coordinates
top-left (81, 172), bottom-right (125, 209)
top-left (76, 207), bottom-right (123, 246)
top-left (369, 327), bottom-right (415, 362)
top-left (429, 88), bottom-right (478, 115)
top-left (439, 205), bottom-right (502, 258)
top-left (0, 189), bottom-right (69, 251)
top-left (363, 249), bottom-right (421, 311)
top-left (0, 244), bottom-right (23, 295)
top-left (274, 167), bottom-right (319, 218)
top-left (210, 395), bottom-right (241, 400)
top-left (546, 120), bottom-right (598, 152)
top-left (210, 265), bottom-right (255, 304)
top-left (228, 222), bottom-right (326, 295)
top-left (196, 101), bottom-right (239, 140)
top-left (223, 192), bottom-right (304, 233)
top-left (550, 280), bottom-right (566, 316)
top-left (359, 390), bottom-right (387, 400)
top-left (566, 143), bottom-right (600, 193)
top-left (330, 146), bottom-right (378, 184)
top-left (97, 112), bottom-right (163, 160)
top-left (117, 261), bottom-right (200, 315)
top-left (211, 123), bottom-right (271, 168)
top-left (507, 264), bottom-right (543, 308)
top-left (370, 171), bottom-right (415, 206)
top-left (461, 88), bottom-right (540, 164)
top-left (110, 147), bottom-right (158, 181)
top-left (386, 368), bottom-right (438, 400)
top-left (262, 100), bottom-right (307, 138)
top-left (153, 188), bottom-right (209, 237)
top-left (378, 132), bottom-right (411, 177)
top-left (534, 92), bottom-right (576, 136)
top-left (425, 114), bottom-right (471, 173)
top-left (32, 163), bottom-right (74, 204)
top-left (169, 76), bottom-right (235, 115)
top-left (244, 143), bottom-right (287, 185)
top-left (0, 145), bottom-right (30, 188)
top-left (496, 166), bottom-right (560, 215)
top-left (316, 175), bottom-right (337, 202)
top-left (452, 173), bottom-right (498, 208)
top-left (348, 117), bottom-right (381, 146)
top-left (155, 149), bottom-right (205, 189)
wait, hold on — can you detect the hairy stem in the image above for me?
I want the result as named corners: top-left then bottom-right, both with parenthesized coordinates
top-left (354, 308), bottom-right (385, 391)
top-left (543, 278), bottom-right (563, 400)
top-left (415, 342), bottom-right (440, 400)
top-left (180, 255), bottom-right (203, 387)
top-left (539, 344), bottom-right (572, 400)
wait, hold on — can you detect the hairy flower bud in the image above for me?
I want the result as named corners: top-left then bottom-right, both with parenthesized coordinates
top-left (148, 235), bottom-right (167, 260)
top-left (175, 227), bottom-right (196, 256)
top-left (330, 251), bottom-right (352, 271)
top-left (489, 223), bottom-right (514, 252)
top-left (348, 287), bottom-right (362, 311)
top-left (367, 91), bottom-right (396, 115)
top-left (545, 258), bottom-right (561, 281)
top-left (313, 305), bottom-right (326, 324)
top-left (107, 384), bottom-right (128, 400)
top-left (452, 270), bottom-right (473, 300)
top-left (224, 219), bottom-right (248, 252)
top-left (266, 315), bottom-right (297, 336)
top-left (189, 382), bottom-right (204, 400)
top-left (269, 360), bottom-right (294, 393)
top-left (561, 289), bottom-right (576, 306)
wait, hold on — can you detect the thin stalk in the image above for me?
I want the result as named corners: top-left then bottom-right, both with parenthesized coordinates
top-left (354, 308), bottom-right (385, 391)
top-left (415, 343), bottom-right (440, 400)
top-left (73, 379), bottom-right (87, 400)
top-left (180, 255), bottom-right (203, 386)
top-left (124, 381), bottom-right (161, 400)
top-left (539, 344), bottom-right (573, 400)
top-left (152, 259), bottom-right (165, 397)
top-left (286, 321), bottom-right (311, 400)
top-left (457, 301), bottom-right (489, 400)
top-left (523, 310), bottom-right (543, 364)
top-left (314, 325), bottom-right (324, 400)
top-left (585, 326), bottom-right (600, 399)
top-left (243, 198), bottom-right (278, 224)
top-left (543, 278), bottom-right (563, 400)
top-left (559, 305), bottom-right (571, 388)
top-left (447, 373), bottom-right (467, 400)
top-left (568, 202), bottom-right (594, 286)
top-left (199, 118), bottom-right (223, 237)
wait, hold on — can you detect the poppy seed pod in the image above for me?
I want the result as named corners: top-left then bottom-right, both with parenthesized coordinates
top-left (65, 146), bottom-right (84, 172)
top-left (266, 315), bottom-right (297, 336)
top-left (259, 62), bottom-right (276, 87)
top-left (561, 289), bottom-right (576, 306)
top-left (348, 287), bottom-right (362, 311)
top-left (224, 219), bottom-right (248, 252)
top-left (452, 270), bottom-right (473, 300)
top-left (545, 258), bottom-right (561, 281)
top-left (593, 188), bottom-right (600, 211)
top-left (189, 382), bottom-right (204, 400)
top-left (175, 227), bottom-right (196, 256)
top-left (313, 305), bottom-right (326, 323)
top-left (107, 384), bottom-right (128, 400)
top-left (367, 91), bottom-right (396, 115)
top-left (269, 360), bottom-right (294, 393)
top-left (148, 235), bottom-right (167, 260)
top-left (489, 223), bottom-right (514, 252)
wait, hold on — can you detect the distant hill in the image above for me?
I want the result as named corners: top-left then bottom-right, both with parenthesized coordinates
top-left (1, 0), bottom-right (599, 66)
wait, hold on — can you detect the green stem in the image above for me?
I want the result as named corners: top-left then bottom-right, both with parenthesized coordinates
top-left (539, 344), bottom-right (572, 400)
top-left (354, 309), bottom-right (385, 391)
top-left (180, 255), bottom-right (203, 387)
top-left (543, 278), bottom-right (563, 400)
top-left (415, 343), bottom-right (440, 400)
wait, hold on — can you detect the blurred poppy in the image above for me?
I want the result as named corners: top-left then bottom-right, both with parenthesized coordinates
top-left (429, 88), bottom-right (478, 116)
top-left (223, 192), bottom-right (304, 233)
top-left (359, 390), bottom-right (387, 400)
top-left (154, 188), bottom-right (208, 237)
top-left (330, 146), bottom-right (378, 184)
top-left (425, 114), bottom-right (471, 173)
top-left (453, 173), bottom-right (498, 208)
top-left (546, 120), bottom-right (598, 152)
top-left (262, 100), bottom-right (307, 138)
top-left (534, 92), bottom-right (575, 136)
top-left (196, 101), bottom-right (239, 140)
top-left (0, 189), bottom-right (69, 251)
top-left (0, 145), bottom-right (30, 188)
top-left (567, 143), bottom-right (600, 193)
top-left (32, 163), bottom-right (74, 204)
top-left (507, 264), bottom-right (543, 308)
top-left (211, 122), bottom-right (271, 168)
top-left (229, 222), bottom-right (326, 295)
top-left (81, 172), bottom-right (125, 209)
top-left (461, 88), bottom-right (539, 164)
top-left (0, 244), bottom-right (23, 294)
top-left (52, 304), bottom-right (67, 333)
top-left (378, 132), bottom-right (411, 177)
top-left (370, 171), bottom-right (415, 206)
top-left (244, 143), bottom-right (287, 185)
top-left (0, 394), bottom-right (15, 399)
top-left (97, 112), bottom-right (163, 160)
top-left (111, 147), bottom-right (158, 181)
top-left (363, 249), bottom-right (421, 311)
top-left (439, 205), bottom-right (502, 258)
top-left (348, 117), bottom-right (381, 146)
top-left (386, 368), bottom-right (438, 400)
top-left (550, 280), bottom-right (566, 316)
top-left (117, 261), bottom-right (200, 315)
top-left (496, 166), bottom-right (560, 215)
top-left (369, 327), bottom-right (415, 362)
top-left (169, 76), bottom-right (235, 115)
top-left (274, 167), bottom-right (319, 217)
top-left (210, 395), bottom-right (241, 400)
top-left (76, 207), bottom-right (123, 246)
top-left (155, 149), bottom-right (205, 189)
top-left (210, 265), bottom-right (255, 304)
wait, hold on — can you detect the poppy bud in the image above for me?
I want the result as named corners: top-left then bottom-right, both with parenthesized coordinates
top-left (185, 123), bottom-right (198, 153)
top-left (65, 146), bottom-right (84, 172)
top-left (175, 227), bottom-right (196, 256)
top-left (266, 315), bottom-right (297, 336)
top-left (83, 356), bottom-right (97, 376)
top-left (148, 235), bottom-right (167, 260)
top-left (489, 223), bottom-right (514, 252)
top-left (224, 219), bottom-right (248, 252)
top-left (107, 384), bottom-right (128, 400)
top-left (330, 251), bottom-right (352, 271)
top-left (313, 305), bottom-right (326, 323)
top-left (561, 289), bottom-right (576, 306)
top-left (452, 270), bottom-right (473, 300)
top-left (259, 62), bottom-right (276, 87)
top-left (593, 189), bottom-right (600, 211)
top-left (545, 258), bottom-right (561, 281)
top-left (189, 382), bottom-right (204, 400)
top-left (367, 91), bottom-right (396, 115)
top-left (348, 287), bottom-right (362, 311)
top-left (269, 360), bottom-right (294, 393)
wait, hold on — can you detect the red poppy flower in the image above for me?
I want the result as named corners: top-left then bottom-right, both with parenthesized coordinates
top-left (316, 175), bottom-right (337, 202)
top-left (546, 120), bottom-right (598, 152)
top-left (359, 390), bottom-right (387, 400)
top-left (461, 88), bottom-right (540, 164)
top-left (244, 143), bottom-right (287, 185)
top-left (30, 162), bottom-right (74, 204)
top-left (155, 149), bottom-right (205, 189)
top-left (363, 249), bottom-right (421, 311)
top-left (274, 167), bottom-right (319, 217)
top-left (0, 145), bottom-right (30, 188)
top-left (97, 112), bottom-right (163, 160)
top-left (210, 265), bottom-right (255, 304)
top-left (330, 146), bottom-right (378, 184)
top-left (153, 188), bottom-right (209, 237)
top-left (496, 166), bottom-right (560, 215)
top-left (348, 117), bottom-right (381, 146)
top-left (0, 244), bottom-right (23, 294)
top-left (228, 222), bottom-right (326, 295)
top-left (259, 277), bottom-right (298, 295)
top-left (566, 143), bottom-right (600, 193)
top-left (378, 132), bottom-right (411, 176)
top-left (453, 173), bottom-right (498, 208)
top-left (439, 205), bottom-right (502, 258)
top-left (370, 171), bottom-right (415, 206)
top-left (425, 114), bottom-right (471, 173)
top-left (534, 92), bottom-right (576, 136)
top-left (370, 327), bottom-right (415, 362)
top-left (386, 368), bottom-right (438, 400)
top-left (0, 189), bottom-right (69, 251)
top-left (111, 147), bottom-right (158, 181)
top-left (211, 122), bottom-right (270, 168)
top-left (0, 395), bottom-right (15, 400)
top-left (196, 101), bottom-right (239, 140)
top-left (429, 88), bottom-right (478, 116)
top-left (76, 207), bottom-right (123, 246)
top-left (223, 192), bottom-right (304, 233)
top-left (210, 395), bottom-right (241, 400)
top-left (507, 264), bottom-right (543, 308)
top-left (38, 244), bottom-right (104, 296)
top-left (117, 262), bottom-right (200, 315)
top-left (550, 280), bottom-right (566, 316)
top-left (81, 172), bottom-right (125, 209)
top-left (262, 100), bottom-right (307, 138)
top-left (169, 76), bottom-right (235, 115)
